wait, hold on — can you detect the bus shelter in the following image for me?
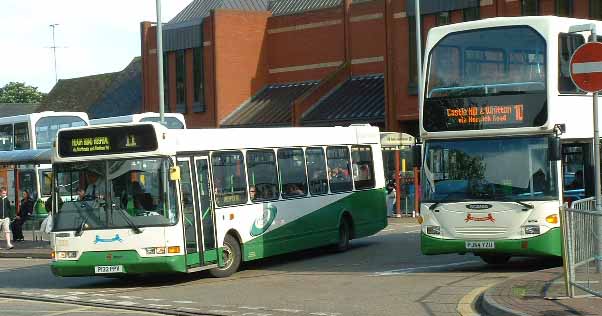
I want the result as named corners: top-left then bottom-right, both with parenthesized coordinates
top-left (380, 133), bottom-right (418, 217)
top-left (0, 149), bottom-right (53, 239)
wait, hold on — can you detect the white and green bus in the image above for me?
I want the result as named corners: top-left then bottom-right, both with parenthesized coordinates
top-left (50, 123), bottom-right (387, 277)
top-left (419, 16), bottom-right (602, 264)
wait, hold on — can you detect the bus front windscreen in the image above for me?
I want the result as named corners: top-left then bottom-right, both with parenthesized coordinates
top-left (52, 157), bottom-right (178, 232)
top-left (424, 26), bottom-right (547, 131)
top-left (422, 136), bottom-right (558, 202)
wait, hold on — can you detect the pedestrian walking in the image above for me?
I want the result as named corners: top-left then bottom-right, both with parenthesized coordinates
top-left (0, 187), bottom-right (14, 249)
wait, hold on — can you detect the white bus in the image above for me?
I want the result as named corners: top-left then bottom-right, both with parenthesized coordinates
top-left (90, 112), bottom-right (186, 129)
top-left (419, 16), bottom-right (602, 264)
top-left (49, 123), bottom-right (387, 277)
top-left (0, 112), bottom-right (89, 213)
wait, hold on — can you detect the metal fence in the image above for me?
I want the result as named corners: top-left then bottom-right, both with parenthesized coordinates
top-left (561, 197), bottom-right (602, 297)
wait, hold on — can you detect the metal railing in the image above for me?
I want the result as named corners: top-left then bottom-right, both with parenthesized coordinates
top-left (561, 197), bottom-right (602, 297)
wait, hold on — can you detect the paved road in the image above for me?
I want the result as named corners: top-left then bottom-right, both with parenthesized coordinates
top-left (0, 219), bottom-right (561, 316)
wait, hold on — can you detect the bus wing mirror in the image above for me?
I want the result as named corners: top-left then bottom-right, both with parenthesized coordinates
top-left (412, 144), bottom-right (422, 168)
top-left (169, 166), bottom-right (181, 181)
top-left (549, 136), bottom-right (561, 161)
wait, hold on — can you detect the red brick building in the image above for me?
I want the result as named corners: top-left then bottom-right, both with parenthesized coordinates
top-left (140, 0), bottom-right (602, 135)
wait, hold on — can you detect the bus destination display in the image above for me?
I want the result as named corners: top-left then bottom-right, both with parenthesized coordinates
top-left (423, 93), bottom-right (547, 132)
top-left (58, 125), bottom-right (158, 157)
top-left (446, 104), bottom-right (524, 125)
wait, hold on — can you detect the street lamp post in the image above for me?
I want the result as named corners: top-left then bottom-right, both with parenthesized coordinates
top-left (156, 0), bottom-right (165, 125)
top-left (49, 24), bottom-right (59, 84)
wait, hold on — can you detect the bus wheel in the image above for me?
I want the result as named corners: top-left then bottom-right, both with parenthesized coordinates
top-left (334, 217), bottom-right (351, 252)
top-left (209, 234), bottom-right (241, 278)
top-left (479, 254), bottom-right (510, 265)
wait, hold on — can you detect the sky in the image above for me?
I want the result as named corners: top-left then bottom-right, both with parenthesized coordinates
top-left (0, 0), bottom-right (192, 93)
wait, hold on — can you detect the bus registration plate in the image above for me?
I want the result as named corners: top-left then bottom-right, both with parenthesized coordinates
top-left (465, 241), bottom-right (495, 249)
top-left (95, 265), bottom-right (124, 274)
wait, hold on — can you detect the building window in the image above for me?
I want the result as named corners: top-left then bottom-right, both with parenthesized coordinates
top-left (436, 12), bottom-right (450, 26)
top-left (163, 52), bottom-right (169, 112)
top-left (193, 47), bottom-right (205, 113)
top-left (556, 0), bottom-right (573, 17)
top-left (463, 6), bottom-right (480, 21)
top-left (408, 16), bottom-right (422, 95)
top-left (591, 0), bottom-right (602, 20)
top-left (175, 50), bottom-right (187, 114)
top-left (521, 0), bottom-right (539, 15)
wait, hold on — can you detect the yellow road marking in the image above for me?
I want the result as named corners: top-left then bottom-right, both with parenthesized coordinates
top-left (456, 283), bottom-right (496, 316)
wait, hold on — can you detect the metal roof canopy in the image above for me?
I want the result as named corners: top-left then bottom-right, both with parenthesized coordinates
top-left (0, 149), bottom-right (53, 166)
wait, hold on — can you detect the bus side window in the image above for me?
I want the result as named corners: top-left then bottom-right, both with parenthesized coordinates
top-left (211, 151), bottom-right (247, 207)
top-left (351, 145), bottom-right (375, 190)
top-left (13, 122), bottom-right (30, 150)
top-left (246, 149), bottom-right (279, 202)
top-left (306, 147), bottom-right (328, 195)
top-left (558, 33), bottom-right (585, 94)
top-left (278, 148), bottom-right (308, 198)
top-left (327, 146), bottom-right (353, 193)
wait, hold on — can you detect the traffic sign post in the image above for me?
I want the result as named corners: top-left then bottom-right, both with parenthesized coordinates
top-left (569, 24), bottom-right (602, 273)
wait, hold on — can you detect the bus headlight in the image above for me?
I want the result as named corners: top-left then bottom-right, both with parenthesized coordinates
top-left (426, 225), bottom-right (441, 235)
top-left (145, 247), bottom-right (166, 255)
top-left (523, 225), bottom-right (540, 235)
top-left (56, 251), bottom-right (78, 259)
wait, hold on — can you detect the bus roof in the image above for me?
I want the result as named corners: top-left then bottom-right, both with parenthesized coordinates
top-left (90, 112), bottom-right (186, 128)
top-left (0, 111), bottom-right (89, 125)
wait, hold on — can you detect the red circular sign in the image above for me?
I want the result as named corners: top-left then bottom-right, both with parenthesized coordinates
top-left (570, 42), bottom-right (602, 93)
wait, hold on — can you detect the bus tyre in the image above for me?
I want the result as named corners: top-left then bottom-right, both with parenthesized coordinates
top-left (334, 217), bottom-right (351, 252)
top-left (479, 254), bottom-right (510, 265)
top-left (209, 234), bottom-right (241, 278)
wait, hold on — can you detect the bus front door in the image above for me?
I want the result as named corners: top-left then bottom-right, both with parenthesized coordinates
top-left (177, 158), bottom-right (203, 269)
top-left (193, 157), bottom-right (218, 266)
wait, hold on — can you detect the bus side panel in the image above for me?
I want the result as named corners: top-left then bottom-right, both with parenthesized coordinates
top-left (242, 189), bottom-right (387, 261)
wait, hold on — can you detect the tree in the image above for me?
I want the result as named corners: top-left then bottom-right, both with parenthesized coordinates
top-left (0, 82), bottom-right (46, 103)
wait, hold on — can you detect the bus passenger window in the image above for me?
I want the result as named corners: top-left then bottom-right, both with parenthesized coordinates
top-left (278, 148), bottom-right (307, 198)
top-left (211, 151), bottom-right (247, 207)
top-left (327, 146), bottom-right (353, 193)
top-left (246, 150), bottom-right (279, 202)
top-left (13, 122), bottom-right (30, 150)
top-left (306, 147), bottom-right (328, 195)
top-left (351, 146), bottom-right (375, 190)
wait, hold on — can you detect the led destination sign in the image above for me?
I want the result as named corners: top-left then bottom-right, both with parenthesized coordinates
top-left (446, 104), bottom-right (524, 125)
top-left (58, 125), bottom-right (158, 157)
top-left (423, 93), bottom-right (547, 132)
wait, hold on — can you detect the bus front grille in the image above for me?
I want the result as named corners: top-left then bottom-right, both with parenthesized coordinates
top-left (455, 227), bottom-right (507, 236)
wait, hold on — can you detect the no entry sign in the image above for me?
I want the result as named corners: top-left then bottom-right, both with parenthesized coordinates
top-left (570, 42), bottom-right (602, 93)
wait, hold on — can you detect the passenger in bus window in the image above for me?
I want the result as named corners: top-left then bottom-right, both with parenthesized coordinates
top-left (249, 185), bottom-right (257, 201)
top-left (567, 170), bottom-right (584, 190)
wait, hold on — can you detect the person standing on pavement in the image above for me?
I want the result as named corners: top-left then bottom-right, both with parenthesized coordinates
top-left (0, 187), bottom-right (14, 249)
top-left (11, 190), bottom-right (33, 242)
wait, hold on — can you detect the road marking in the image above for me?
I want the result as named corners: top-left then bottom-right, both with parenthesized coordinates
top-left (143, 298), bottom-right (164, 301)
top-left (309, 313), bottom-right (341, 316)
top-left (240, 306), bottom-right (267, 310)
top-left (44, 306), bottom-right (90, 316)
top-left (273, 308), bottom-right (303, 313)
top-left (147, 304), bottom-right (172, 308)
top-left (403, 229), bottom-right (420, 234)
top-left (209, 310), bottom-right (237, 314)
top-left (173, 300), bottom-right (195, 304)
top-left (118, 295), bottom-right (142, 299)
top-left (67, 291), bottom-right (88, 295)
top-left (457, 283), bottom-right (495, 316)
top-left (372, 261), bottom-right (480, 276)
top-left (89, 299), bottom-right (115, 303)
top-left (115, 301), bottom-right (138, 306)
top-left (382, 229), bottom-right (395, 232)
top-left (241, 313), bottom-right (272, 316)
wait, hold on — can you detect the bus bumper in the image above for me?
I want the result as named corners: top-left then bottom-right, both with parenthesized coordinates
top-left (420, 228), bottom-right (562, 257)
top-left (51, 251), bottom-right (187, 277)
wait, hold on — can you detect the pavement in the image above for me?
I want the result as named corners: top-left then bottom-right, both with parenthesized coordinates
top-left (480, 265), bottom-right (602, 316)
top-left (0, 230), bottom-right (51, 259)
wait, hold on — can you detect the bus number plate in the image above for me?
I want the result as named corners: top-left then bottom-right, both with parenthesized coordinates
top-left (95, 265), bottom-right (124, 274)
top-left (465, 241), bottom-right (495, 249)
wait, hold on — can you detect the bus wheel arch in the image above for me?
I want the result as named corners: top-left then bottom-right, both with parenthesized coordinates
top-left (209, 230), bottom-right (242, 278)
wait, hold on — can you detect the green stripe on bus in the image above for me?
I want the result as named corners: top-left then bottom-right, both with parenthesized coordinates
top-left (420, 228), bottom-right (562, 257)
top-left (51, 251), bottom-right (187, 277)
top-left (243, 189), bottom-right (387, 261)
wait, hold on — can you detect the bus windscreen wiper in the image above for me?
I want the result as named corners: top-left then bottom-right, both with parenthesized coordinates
top-left (115, 207), bottom-right (143, 234)
top-left (512, 200), bottom-right (534, 209)
top-left (75, 215), bottom-right (88, 236)
top-left (429, 202), bottom-right (442, 210)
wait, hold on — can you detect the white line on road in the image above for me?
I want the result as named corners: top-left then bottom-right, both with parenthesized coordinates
top-left (272, 308), bottom-right (303, 313)
top-left (208, 310), bottom-right (238, 314)
top-left (371, 261), bottom-right (480, 276)
top-left (173, 300), bottom-right (195, 304)
top-left (147, 304), bottom-right (172, 308)
top-left (143, 298), bottom-right (164, 301)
